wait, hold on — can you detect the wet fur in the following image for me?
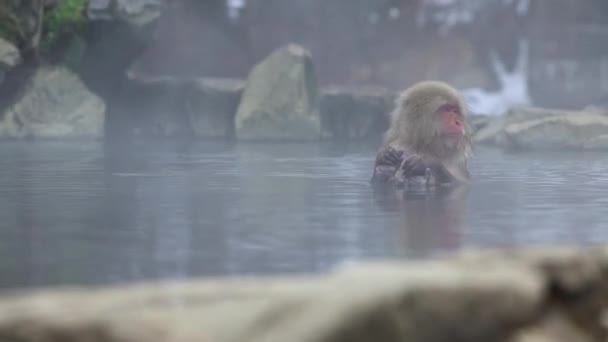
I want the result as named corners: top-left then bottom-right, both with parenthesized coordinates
top-left (384, 81), bottom-right (472, 160)
top-left (372, 81), bottom-right (472, 185)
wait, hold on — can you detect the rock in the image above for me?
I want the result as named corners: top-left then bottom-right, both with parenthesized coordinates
top-left (0, 38), bottom-right (20, 69)
top-left (0, 38), bottom-right (20, 85)
top-left (0, 67), bottom-right (105, 139)
top-left (472, 115), bottom-right (509, 145)
top-left (2, 245), bottom-right (608, 342)
top-left (320, 86), bottom-right (395, 141)
top-left (473, 106), bottom-right (608, 150)
top-left (473, 106), bottom-right (571, 145)
top-left (329, 262), bottom-right (544, 342)
top-left (188, 78), bottom-right (244, 139)
top-left (583, 134), bottom-right (608, 150)
top-left (583, 105), bottom-right (608, 115)
top-left (81, 0), bottom-right (164, 104)
top-left (194, 77), bottom-right (244, 138)
top-left (87, 0), bottom-right (164, 27)
top-left (513, 310), bottom-right (597, 342)
top-left (235, 44), bottom-right (321, 141)
top-left (504, 106), bottom-right (578, 121)
top-left (0, 259), bottom-right (544, 342)
top-left (502, 113), bottom-right (608, 150)
top-left (457, 245), bottom-right (608, 341)
top-left (455, 246), bottom-right (605, 295)
top-left (468, 114), bottom-right (493, 134)
top-left (473, 106), bottom-right (573, 145)
top-left (119, 75), bottom-right (244, 138)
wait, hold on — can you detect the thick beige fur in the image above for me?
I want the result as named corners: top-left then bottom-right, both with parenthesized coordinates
top-left (383, 81), bottom-right (472, 161)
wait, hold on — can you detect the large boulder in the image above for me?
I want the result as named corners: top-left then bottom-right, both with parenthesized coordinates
top-left (320, 86), bottom-right (395, 141)
top-left (0, 37), bottom-right (20, 85)
top-left (0, 67), bottom-right (105, 139)
top-left (474, 106), bottom-right (608, 150)
top-left (235, 44), bottom-right (321, 141)
top-left (2, 245), bottom-right (608, 342)
top-left (117, 75), bottom-right (244, 138)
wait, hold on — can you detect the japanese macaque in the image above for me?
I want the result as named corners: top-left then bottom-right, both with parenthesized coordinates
top-left (371, 81), bottom-right (472, 187)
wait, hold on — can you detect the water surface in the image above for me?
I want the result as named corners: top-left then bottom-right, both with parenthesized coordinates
top-left (1, 140), bottom-right (608, 289)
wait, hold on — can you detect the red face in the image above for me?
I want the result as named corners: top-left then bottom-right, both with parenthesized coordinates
top-left (437, 103), bottom-right (464, 138)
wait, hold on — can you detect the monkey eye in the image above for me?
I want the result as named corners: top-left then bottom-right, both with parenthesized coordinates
top-left (439, 104), bottom-right (460, 114)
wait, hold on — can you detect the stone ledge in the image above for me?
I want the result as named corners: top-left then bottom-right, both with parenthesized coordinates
top-left (320, 86), bottom-right (395, 141)
top-left (1, 245), bottom-right (608, 342)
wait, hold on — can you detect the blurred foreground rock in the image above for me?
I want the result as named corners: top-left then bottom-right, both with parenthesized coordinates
top-left (320, 86), bottom-right (395, 141)
top-left (473, 106), bottom-right (608, 150)
top-left (235, 44), bottom-right (321, 141)
top-left (1, 245), bottom-right (608, 342)
top-left (118, 75), bottom-right (244, 138)
top-left (0, 67), bottom-right (105, 139)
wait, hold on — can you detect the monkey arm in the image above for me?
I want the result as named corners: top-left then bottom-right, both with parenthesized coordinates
top-left (371, 146), bottom-right (454, 186)
top-left (370, 146), bottom-right (404, 184)
top-left (400, 155), bottom-right (454, 185)
top-left (399, 155), bottom-right (430, 178)
top-left (401, 157), bottom-right (469, 186)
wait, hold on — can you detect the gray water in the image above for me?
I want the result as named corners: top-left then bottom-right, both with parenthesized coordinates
top-left (1, 140), bottom-right (608, 290)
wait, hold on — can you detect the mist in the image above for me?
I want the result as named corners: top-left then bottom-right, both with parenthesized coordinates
top-left (1, 1), bottom-right (608, 340)
top-left (130, 0), bottom-right (608, 111)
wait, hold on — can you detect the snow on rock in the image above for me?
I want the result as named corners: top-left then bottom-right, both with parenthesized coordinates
top-left (463, 39), bottom-right (532, 116)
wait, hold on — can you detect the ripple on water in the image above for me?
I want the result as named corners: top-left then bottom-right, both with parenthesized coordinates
top-left (2, 143), bottom-right (608, 288)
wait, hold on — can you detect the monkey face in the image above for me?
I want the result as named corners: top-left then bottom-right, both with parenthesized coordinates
top-left (384, 80), bottom-right (471, 161)
top-left (436, 103), bottom-right (465, 149)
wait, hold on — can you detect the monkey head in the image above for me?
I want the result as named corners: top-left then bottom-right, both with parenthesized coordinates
top-left (385, 81), bottom-right (471, 160)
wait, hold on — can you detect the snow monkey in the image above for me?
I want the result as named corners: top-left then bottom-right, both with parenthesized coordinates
top-left (371, 81), bottom-right (472, 187)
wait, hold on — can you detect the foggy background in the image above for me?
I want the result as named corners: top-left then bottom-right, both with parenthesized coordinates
top-left (130, 0), bottom-right (608, 111)
top-left (2, 0), bottom-right (608, 291)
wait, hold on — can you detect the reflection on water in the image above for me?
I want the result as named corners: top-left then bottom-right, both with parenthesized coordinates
top-left (372, 184), bottom-right (469, 259)
top-left (1, 140), bottom-right (608, 289)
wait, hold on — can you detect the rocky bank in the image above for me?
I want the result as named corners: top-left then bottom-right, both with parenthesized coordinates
top-left (1, 245), bottom-right (608, 342)
top-left (0, 66), bottom-right (105, 139)
top-left (235, 44), bottom-right (321, 141)
top-left (0, 1), bottom-right (405, 143)
top-left (473, 107), bottom-right (608, 151)
top-left (117, 75), bottom-right (245, 139)
top-left (1, 0), bottom-right (608, 146)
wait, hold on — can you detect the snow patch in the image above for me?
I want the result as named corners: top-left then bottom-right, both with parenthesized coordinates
top-left (463, 40), bottom-right (532, 116)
